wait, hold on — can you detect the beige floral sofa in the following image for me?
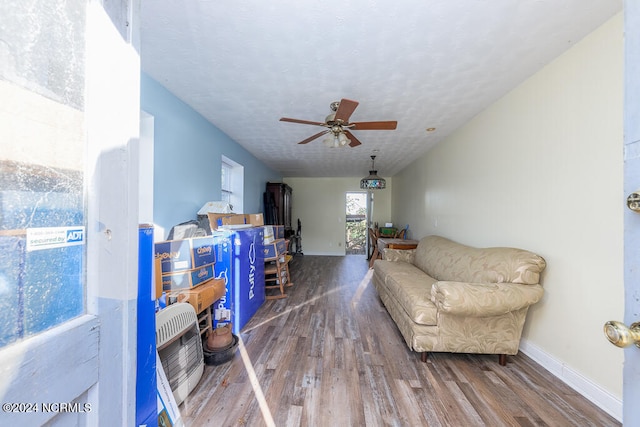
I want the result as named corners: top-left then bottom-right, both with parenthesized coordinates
top-left (372, 235), bottom-right (546, 365)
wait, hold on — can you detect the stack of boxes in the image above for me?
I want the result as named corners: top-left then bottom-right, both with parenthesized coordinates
top-left (155, 213), bottom-right (275, 336)
top-left (154, 235), bottom-right (225, 316)
top-left (155, 236), bottom-right (215, 289)
top-left (263, 235), bottom-right (286, 258)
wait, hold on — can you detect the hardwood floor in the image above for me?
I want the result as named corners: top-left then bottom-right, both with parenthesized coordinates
top-left (181, 255), bottom-right (619, 427)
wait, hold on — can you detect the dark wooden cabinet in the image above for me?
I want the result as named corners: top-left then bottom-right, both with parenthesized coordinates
top-left (265, 182), bottom-right (292, 236)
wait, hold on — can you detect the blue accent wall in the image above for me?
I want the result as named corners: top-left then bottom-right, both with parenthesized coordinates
top-left (141, 73), bottom-right (281, 237)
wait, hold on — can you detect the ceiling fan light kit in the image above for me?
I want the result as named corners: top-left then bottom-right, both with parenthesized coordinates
top-left (323, 131), bottom-right (351, 148)
top-left (360, 155), bottom-right (386, 190)
top-left (279, 98), bottom-right (397, 148)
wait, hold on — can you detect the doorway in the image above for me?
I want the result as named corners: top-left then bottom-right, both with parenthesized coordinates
top-left (345, 192), bottom-right (367, 255)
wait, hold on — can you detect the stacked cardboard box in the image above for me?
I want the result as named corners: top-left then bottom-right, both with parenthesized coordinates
top-left (154, 236), bottom-right (226, 315)
top-left (272, 225), bottom-right (285, 239)
top-left (155, 236), bottom-right (216, 291)
top-left (169, 279), bottom-right (226, 315)
top-left (263, 238), bottom-right (286, 259)
top-left (207, 213), bottom-right (265, 231)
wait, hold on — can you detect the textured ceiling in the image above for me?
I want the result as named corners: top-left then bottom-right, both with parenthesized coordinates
top-left (140, 1), bottom-right (621, 178)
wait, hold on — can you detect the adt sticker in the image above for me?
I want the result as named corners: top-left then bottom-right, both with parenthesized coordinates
top-left (66, 229), bottom-right (85, 243)
top-left (26, 226), bottom-right (86, 252)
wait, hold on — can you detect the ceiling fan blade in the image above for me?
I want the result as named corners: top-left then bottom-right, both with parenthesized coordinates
top-left (298, 130), bottom-right (329, 144)
top-left (345, 131), bottom-right (362, 147)
top-left (350, 121), bottom-right (398, 130)
top-left (280, 117), bottom-right (326, 126)
top-left (334, 99), bottom-right (359, 123)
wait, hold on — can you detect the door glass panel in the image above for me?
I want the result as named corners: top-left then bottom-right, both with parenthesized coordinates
top-left (346, 192), bottom-right (367, 255)
top-left (0, 0), bottom-right (86, 347)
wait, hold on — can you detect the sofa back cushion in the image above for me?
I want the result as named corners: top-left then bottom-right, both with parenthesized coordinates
top-left (414, 236), bottom-right (546, 285)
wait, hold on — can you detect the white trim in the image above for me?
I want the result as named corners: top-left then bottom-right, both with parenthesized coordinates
top-left (519, 339), bottom-right (622, 422)
top-left (138, 111), bottom-right (155, 224)
top-left (84, 2), bottom-right (141, 423)
top-left (221, 159), bottom-right (233, 193)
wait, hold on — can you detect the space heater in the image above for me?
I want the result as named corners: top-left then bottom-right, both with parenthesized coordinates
top-left (156, 302), bottom-right (204, 406)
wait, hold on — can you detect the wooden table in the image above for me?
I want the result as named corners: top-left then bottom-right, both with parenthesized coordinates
top-left (369, 238), bottom-right (419, 268)
top-left (378, 238), bottom-right (419, 250)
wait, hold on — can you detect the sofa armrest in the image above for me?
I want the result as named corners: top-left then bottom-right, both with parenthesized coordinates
top-left (382, 248), bottom-right (416, 264)
top-left (431, 281), bottom-right (544, 317)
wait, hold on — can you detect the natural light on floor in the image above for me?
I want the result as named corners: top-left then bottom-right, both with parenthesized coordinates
top-left (233, 267), bottom-right (374, 425)
top-left (237, 335), bottom-right (275, 427)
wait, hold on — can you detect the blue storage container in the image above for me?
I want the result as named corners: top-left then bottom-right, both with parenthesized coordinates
top-left (136, 225), bottom-right (156, 427)
top-left (212, 228), bottom-right (265, 334)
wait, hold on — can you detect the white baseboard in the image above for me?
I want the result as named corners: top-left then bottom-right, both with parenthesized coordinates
top-left (519, 339), bottom-right (622, 422)
top-left (299, 251), bottom-right (345, 256)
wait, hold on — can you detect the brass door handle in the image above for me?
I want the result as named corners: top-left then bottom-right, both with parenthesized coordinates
top-left (603, 320), bottom-right (640, 348)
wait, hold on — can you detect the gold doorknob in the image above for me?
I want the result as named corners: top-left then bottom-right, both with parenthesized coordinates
top-left (603, 321), bottom-right (640, 348)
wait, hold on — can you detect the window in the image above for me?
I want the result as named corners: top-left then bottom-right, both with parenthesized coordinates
top-left (221, 159), bottom-right (232, 205)
top-left (0, 3), bottom-right (86, 348)
top-left (221, 156), bottom-right (244, 213)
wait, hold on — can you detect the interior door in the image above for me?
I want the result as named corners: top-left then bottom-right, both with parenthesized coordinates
top-left (616, 2), bottom-right (640, 424)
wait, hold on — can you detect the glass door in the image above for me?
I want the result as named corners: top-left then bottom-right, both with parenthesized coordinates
top-left (345, 192), bottom-right (367, 255)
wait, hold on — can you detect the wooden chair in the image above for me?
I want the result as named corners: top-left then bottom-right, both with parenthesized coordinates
top-left (264, 239), bottom-right (294, 299)
top-left (367, 227), bottom-right (378, 260)
top-left (368, 228), bottom-right (382, 268)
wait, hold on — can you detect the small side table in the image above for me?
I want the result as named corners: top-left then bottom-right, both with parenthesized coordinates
top-left (369, 238), bottom-right (419, 268)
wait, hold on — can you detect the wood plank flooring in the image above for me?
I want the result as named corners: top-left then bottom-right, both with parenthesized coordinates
top-left (181, 255), bottom-right (620, 427)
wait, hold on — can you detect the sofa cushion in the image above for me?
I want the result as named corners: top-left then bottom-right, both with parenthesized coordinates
top-left (431, 281), bottom-right (544, 317)
top-left (414, 236), bottom-right (546, 285)
top-left (374, 259), bottom-right (438, 326)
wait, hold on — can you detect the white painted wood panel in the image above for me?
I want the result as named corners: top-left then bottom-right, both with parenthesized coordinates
top-left (0, 316), bottom-right (99, 425)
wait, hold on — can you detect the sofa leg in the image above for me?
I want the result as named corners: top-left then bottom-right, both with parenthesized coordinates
top-left (421, 352), bottom-right (428, 363)
top-left (499, 354), bottom-right (507, 366)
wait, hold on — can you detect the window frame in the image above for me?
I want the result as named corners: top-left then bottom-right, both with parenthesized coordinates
top-left (221, 155), bottom-right (244, 213)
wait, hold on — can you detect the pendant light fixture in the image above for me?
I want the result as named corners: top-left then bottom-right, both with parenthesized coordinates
top-left (360, 155), bottom-right (386, 190)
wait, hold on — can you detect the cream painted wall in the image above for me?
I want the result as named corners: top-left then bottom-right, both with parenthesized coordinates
top-left (284, 177), bottom-right (393, 255)
top-left (392, 14), bottom-right (624, 400)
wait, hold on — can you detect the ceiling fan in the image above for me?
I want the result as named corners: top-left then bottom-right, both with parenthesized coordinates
top-left (280, 99), bottom-right (397, 148)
